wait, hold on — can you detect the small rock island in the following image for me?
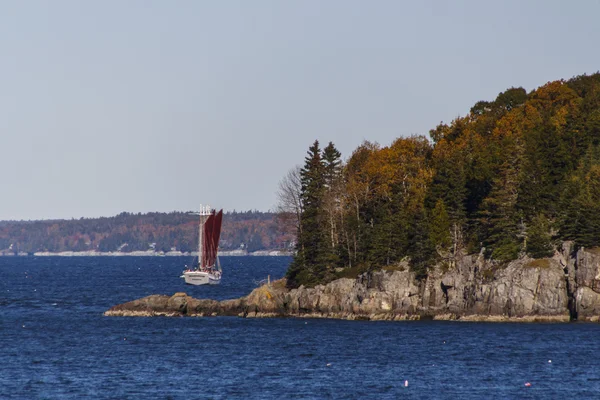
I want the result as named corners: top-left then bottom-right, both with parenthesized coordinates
top-left (105, 243), bottom-right (600, 322)
top-left (107, 75), bottom-right (600, 323)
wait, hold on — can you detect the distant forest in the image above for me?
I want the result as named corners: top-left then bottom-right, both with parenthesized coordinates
top-left (0, 211), bottom-right (294, 254)
top-left (284, 73), bottom-right (600, 288)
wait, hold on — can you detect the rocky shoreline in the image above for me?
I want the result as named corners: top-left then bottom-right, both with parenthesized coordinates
top-left (104, 243), bottom-right (600, 322)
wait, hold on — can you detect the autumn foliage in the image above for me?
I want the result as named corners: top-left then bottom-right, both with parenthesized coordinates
top-left (286, 73), bottom-right (600, 287)
top-left (0, 211), bottom-right (293, 254)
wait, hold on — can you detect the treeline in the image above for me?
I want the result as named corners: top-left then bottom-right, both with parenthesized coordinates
top-left (0, 210), bottom-right (294, 254)
top-left (285, 73), bottom-right (600, 288)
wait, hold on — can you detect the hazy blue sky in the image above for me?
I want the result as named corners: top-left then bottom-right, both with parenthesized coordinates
top-left (1, 1), bottom-right (599, 220)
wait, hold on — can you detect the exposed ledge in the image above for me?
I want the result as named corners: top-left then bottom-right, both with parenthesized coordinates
top-left (104, 244), bottom-right (600, 323)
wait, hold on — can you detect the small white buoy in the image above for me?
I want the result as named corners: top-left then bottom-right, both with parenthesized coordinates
top-left (305, 322), bottom-right (307, 324)
top-left (548, 360), bottom-right (552, 363)
top-left (124, 338), bottom-right (127, 341)
top-left (326, 363), bottom-right (331, 367)
top-left (22, 325), bottom-right (25, 328)
top-left (404, 380), bottom-right (408, 387)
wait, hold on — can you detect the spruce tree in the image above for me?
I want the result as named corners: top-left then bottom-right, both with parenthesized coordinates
top-left (429, 199), bottom-right (451, 255)
top-left (321, 142), bottom-right (343, 264)
top-left (427, 143), bottom-right (468, 255)
top-left (526, 213), bottom-right (554, 258)
top-left (408, 208), bottom-right (434, 279)
top-left (560, 145), bottom-right (600, 248)
top-left (286, 140), bottom-right (329, 288)
top-left (478, 158), bottom-right (521, 261)
top-left (365, 196), bottom-right (409, 267)
top-left (322, 142), bottom-right (342, 189)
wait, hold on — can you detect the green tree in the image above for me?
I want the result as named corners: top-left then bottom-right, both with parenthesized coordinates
top-left (478, 158), bottom-right (521, 261)
top-left (494, 87), bottom-right (527, 112)
top-left (429, 199), bottom-right (451, 254)
top-left (286, 140), bottom-right (330, 288)
top-left (322, 142), bottom-right (342, 189)
top-left (321, 142), bottom-right (343, 263)
top-left (408, 208), bottom-right (434, 279)
top-left (526, 214), bottom-right (554, 258)
top-left (560, 145), bottom-right (600, 248)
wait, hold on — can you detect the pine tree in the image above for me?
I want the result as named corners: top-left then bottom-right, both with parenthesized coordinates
top-left (321, 142), bottom-right (343, 264)
top-left (365, 196), bottom-right (409, 267)
top-left (559, 145), bottom-right (600, 248)
top-left (286, 140), bottom-right (330, 288)
top-left (526, 213), bottom-right (554, 258)
top-left (427, 140), bottom-right (468, 255)
top-left (408, 208), bottom-right (434, 279)
top-left (429, 199), bottom-right (451, 255)
top-left (478, 158), bottom-right (521, 261)
top-left (322, 142), bottom-right (342, 189)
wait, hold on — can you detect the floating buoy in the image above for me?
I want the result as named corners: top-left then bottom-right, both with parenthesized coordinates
top-left (124, 338), bottom-right (127, 341)
top-left (525, 382), bottom-right (531, 387)
top-left (404, 380), bottom-right (408, 387)
top-left (548, 360), bottom-right (552, 363)
top-left (326, 363), bottom-right (331, 367)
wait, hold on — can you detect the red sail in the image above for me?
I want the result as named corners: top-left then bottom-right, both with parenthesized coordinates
top-left (212, 210), bottom-right (223, 254)
top-left (202, 212), bottom-right (215, 268)
top-left (202, 209), bottom-right (223, 268)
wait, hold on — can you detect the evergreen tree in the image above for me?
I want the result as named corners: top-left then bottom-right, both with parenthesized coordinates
top-left (560, 145), bottom-right (600, 248)
top-left (322, 142), bottom-right (342, 189)
top-left (526, 213), bottom-right (554, 258)
top-left (286, 140), bottom-right (330, 288)
top-left (408, 208), bottom-right (434, 279)
top-left (321, 142), bottom-right (343, 264)
top-left (478, 158), bottom-right (521, 261)
top-left (365, 196), bottom-right (409, 267)
top-left (429, 199), bottom-right (451, 255)
top-left (427, 140), bottom-right (468, 255)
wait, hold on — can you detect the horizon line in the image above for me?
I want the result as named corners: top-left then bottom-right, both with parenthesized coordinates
top-left (0, 208), bottom-right (276, 223)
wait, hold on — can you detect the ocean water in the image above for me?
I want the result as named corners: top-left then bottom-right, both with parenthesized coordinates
top-left (1, 256), bottom-right (600, 399)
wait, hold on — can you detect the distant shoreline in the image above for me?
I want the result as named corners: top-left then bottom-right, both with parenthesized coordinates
top-left (0, 250), bottom-right (293, 257)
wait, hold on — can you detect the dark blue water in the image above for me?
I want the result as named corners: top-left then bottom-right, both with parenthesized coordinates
top-left (2, 256), bottom-right (600, 399)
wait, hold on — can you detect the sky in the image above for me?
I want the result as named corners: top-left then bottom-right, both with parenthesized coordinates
top-left (1, 1), bottom-right (599, 221)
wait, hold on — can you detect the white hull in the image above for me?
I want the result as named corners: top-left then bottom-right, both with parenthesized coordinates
top-left (182, 270), bottom-right (221, 286)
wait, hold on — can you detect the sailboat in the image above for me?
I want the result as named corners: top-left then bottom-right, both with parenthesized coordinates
top-left (181, 205), bottom-right (223, 285)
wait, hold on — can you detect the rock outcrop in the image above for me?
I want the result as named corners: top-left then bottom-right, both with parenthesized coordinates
top-left (104, 245), bottom-right (600, 322)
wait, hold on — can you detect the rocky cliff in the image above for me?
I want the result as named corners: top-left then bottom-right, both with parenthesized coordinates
top-left (104, 244), bottom-right (600, 322)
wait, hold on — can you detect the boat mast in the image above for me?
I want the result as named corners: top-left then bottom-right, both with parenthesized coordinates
top-left (198, 204), bottom-right (211, 269)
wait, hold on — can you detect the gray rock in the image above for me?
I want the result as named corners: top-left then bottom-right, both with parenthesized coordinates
top-left (105, 245), bottom-right (600, 322)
